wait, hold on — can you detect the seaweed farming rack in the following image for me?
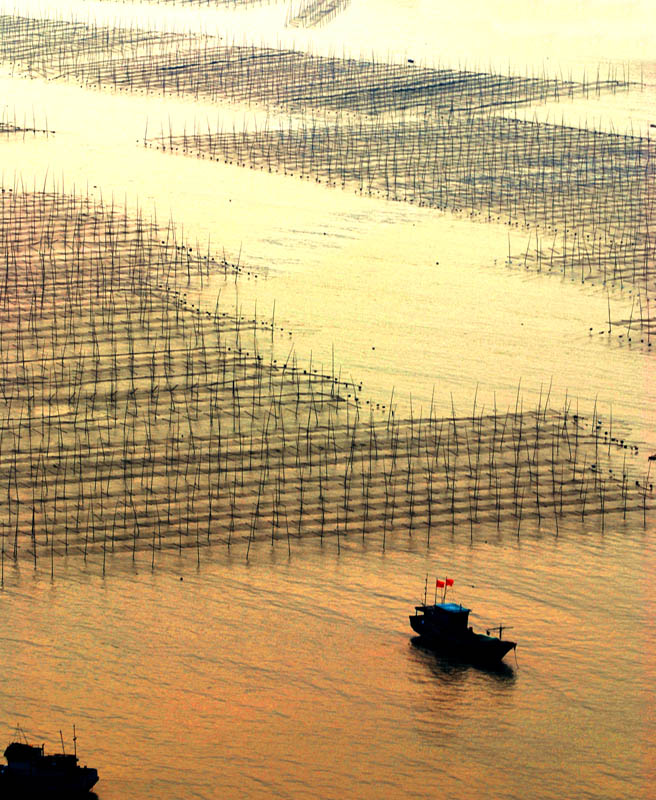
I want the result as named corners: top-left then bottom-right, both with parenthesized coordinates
top-left (159, 113), bottom-right (654, 296)
top-left (286, 0), bottom-right (351, 28)
top-left (0, 186), bottom-right (651, 579)
top-left (0, 15), bottom-right (635, 115)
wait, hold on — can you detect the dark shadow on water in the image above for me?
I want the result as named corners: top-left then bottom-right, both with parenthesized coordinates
top-left (5, 794), bottom-right (99, 800)
top-left (410, 636), bottom-right (517, 683)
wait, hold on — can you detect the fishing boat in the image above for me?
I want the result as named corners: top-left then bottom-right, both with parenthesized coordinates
top-left (0, 728), bottom-right (99, 797)
top-left (409, 577), bottom-right (517, 665)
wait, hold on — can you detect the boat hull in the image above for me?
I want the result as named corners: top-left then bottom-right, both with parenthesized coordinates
top-left (0, 766), bottom-right (99, 797)
top-left (410, 614), bottom-right (516, 664)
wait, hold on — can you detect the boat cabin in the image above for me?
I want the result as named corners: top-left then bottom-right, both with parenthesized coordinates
top-left (414, 602), bottom-right (471, 633)
top-left (4, 742), bottom-right (79, 775)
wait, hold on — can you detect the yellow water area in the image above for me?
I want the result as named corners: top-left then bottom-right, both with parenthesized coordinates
top-left (3, 530), bottom-right (654, 800)
top-left (0, 64), bottom-right (654, 442)
top-left (0, 2), bottom-right (655, 799)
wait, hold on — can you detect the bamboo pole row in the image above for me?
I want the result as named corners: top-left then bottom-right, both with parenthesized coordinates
top-left (91, 0), bottom-right (285, 7)
top-left (0, 14), bottom-right (634, 115)
top-left (286, 0), bottom-right (351, 29)
top-left (0, 108), bottom-right (52, 138)
top-left (153, 110), bottom-right (654, 322)
top-left (0, 186), bottom-right (651, 579)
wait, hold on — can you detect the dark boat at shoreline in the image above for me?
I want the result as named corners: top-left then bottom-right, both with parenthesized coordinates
top-left (0, 732), bottom-right (99, 797)
top-left (409, 579), bottom-right (517, 665)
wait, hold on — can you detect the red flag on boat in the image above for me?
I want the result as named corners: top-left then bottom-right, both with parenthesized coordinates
top-left (445, 578), bottom-right (454, 586)
top-left (436, 579), bottom-right (445, 588)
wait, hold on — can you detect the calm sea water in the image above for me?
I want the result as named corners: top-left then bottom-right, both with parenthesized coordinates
top-left (0, 0), bottom-right (654, 797)
top-left (1, 517), bottom-right (653, 800)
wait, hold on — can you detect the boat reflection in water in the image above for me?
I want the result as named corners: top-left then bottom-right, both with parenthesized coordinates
top-left (410, 636), bottom-right (517, 682)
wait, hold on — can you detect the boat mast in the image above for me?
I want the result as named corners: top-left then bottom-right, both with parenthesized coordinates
top-left (423, 574), bottom-right (428, 606)
top-left (73, 725), bottom-right (77, 759)
top-left (60, 729), bottom-right (66, 755)
top-left (15, 724), bottom-right (29, 745)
